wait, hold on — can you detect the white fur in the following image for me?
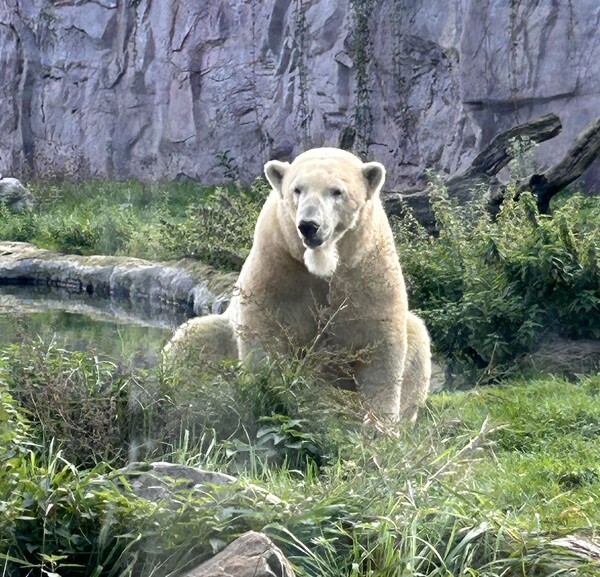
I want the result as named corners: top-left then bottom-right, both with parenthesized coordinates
top-left (304, 244), bottom-right (339, 278)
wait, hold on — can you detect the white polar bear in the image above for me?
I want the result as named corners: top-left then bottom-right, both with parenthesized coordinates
top-left (166, 148), bottom-right (431, 421)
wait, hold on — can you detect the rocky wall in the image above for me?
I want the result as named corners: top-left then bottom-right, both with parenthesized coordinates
top-left (1, 0), bottom-right (599, 190)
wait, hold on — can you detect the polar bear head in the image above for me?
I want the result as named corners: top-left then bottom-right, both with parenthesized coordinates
top-left (264, 148), bottom-right (385, 278)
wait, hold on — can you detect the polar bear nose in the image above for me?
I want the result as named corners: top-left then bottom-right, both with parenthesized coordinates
top-left (298, 220), bottom-right (320, 241)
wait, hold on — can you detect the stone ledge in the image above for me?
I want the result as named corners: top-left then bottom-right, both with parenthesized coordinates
top-left (0, 241), bottom-right (236, 316)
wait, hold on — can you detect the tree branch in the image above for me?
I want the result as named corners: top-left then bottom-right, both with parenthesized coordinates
top-left (515, 114), bottom-right (600, 212)
top-left (384, 113), bottom-right (600, 226)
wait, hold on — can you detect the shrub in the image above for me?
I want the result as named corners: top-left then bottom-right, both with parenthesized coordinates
top-left (395, 179), bottom-right (600, 378)
top-left (0, 204), bottom-right (39, 241)
top-left (156, 179), bottom-right (268, 270)
top-left (157, 349), bottom-right (366, 471)
top-left (0, 342), bottom-right (146, 467)
top-left (0, 380), bottom-right (144, 577)
top-left (0, 179), bottom-right (267, 267)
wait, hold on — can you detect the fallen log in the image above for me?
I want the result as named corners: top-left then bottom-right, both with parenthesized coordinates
top-left (445, 113), bottom-right (562, 204)
top-left (384, 112), bottom-right (600, 226)
top-left (514, 114), bottom-right (600, 213)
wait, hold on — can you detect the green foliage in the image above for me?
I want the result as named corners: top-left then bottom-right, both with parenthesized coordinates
top-left (157, 180), bottom-right (268, 269)
top-left (158, 350), bottom-right (364, 472)
top-left (349, 0), bottom-right (374, 156)
top-left (1, 449), bottom-right (140, 577)
top-left (0, 179), bottom-right (266, 270)
top-left (1, 176), bottom-right (600, 574)
top-left (0, 379), bottom-right (143, 577)
top-left (505, 134), bottom-right (539, 180)
top-left (0, 342), bottom-right (146, 467)
top-left (1, 333), bottom-right (599, 576)
top-left (395, 178), bottom-right (600, 377)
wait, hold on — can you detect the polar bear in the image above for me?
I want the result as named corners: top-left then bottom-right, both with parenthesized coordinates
top-left (166, 148), bottom-right (431, 421)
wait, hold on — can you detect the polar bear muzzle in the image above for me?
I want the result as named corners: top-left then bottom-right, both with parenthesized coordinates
top-left (297, 219), bottom-right (323, 248)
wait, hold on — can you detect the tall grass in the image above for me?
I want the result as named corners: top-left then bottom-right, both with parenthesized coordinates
top-left (1, 339), bottom-right (599, 576)
top-left (0, 179), bottom-right (266, 268)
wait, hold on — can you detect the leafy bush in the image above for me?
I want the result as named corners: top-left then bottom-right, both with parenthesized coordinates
top-left (0, 379), bottom-right (141, 577)
top-left (395, 179), bottom-right (600, 377)
top-left (0, 339), bottom-right (361, 473)
top-left (157, 349), bottom-right (365, 472)
top-left (0, 204), bottom-right (39, 241)
top-left (0, 342), bottom-right (146, 467)
top-left (156, 180), bottom-right (268, 269)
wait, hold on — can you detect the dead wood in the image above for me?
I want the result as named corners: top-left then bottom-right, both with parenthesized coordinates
top-left (384, 112), bottom-right (600, 227)
top-left (445, 113), bottom-right (562, 204)
top-left (514, 114), bottom-right (600, 213)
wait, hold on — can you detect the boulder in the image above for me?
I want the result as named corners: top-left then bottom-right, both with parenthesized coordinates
top-left (119, 461), bottom-right (236, 501)
top-left (181, 531), bottom-right (295, 577)
top-left (0, 177), bottom-right (34, 211)
top-left (519, 332), bottom-right (600, 379)
top-left (120, 461), bottom-right (282, 506)
top-left (118, 466), bottom-right (292, 576)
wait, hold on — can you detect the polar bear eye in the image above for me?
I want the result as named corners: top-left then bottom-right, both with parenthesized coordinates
top-left (293, 187), bottom-right (302, 196)
top-left (331, 188), bottom-right (343, 198)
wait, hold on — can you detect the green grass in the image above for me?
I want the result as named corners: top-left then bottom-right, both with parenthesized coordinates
top-left (1, 339), bottom-right (599, 576)
top-left (0, 179), bottom-right (266, 269)
top-left (432, 377), bottom-right (600, 534)
top-left (1, 180), bottom-right (600, 574)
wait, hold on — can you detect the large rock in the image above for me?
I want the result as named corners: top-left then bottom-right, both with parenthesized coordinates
top-left (0, 176), bottom-right (34, 211)
top-left (120, 461), bottom-right (236, 501)
top-left (182, 531), bottom-right (295, 577)
top-left (120, 461), bottom-right (282, 506)
top-left (0, 1), bottom-right (599, 191)
top-left (117, 466), bottom-right (293, 576)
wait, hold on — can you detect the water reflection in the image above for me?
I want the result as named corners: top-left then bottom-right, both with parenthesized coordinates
top-left (0, 284), bottom-right (188, 367)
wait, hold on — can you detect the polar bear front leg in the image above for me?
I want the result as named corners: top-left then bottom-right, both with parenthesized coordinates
top-left (236, 316), bottom-right (276, 366)
top-left (353, 342), bottom-right (406, 421)
top-left (236, 305), bottom-right (302, 366)
top-left (400, 312), bottom-right (432, 423)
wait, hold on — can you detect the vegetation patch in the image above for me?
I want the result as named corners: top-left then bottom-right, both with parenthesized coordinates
top-left (0, 179), bottom-right (266, 270)
top-left (1, 337), bottom-right (599, 576)
top-left (394, 180), bottom-right (600, 380)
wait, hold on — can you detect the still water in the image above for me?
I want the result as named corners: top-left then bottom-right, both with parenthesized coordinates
top-left (0, 284), bottom-right (188, 367)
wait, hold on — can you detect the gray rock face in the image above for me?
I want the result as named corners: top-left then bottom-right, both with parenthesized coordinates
top-left (182, 531), bottom-right (295, 577)
top-left (1, 1), bottom-right (600, 190)
top-left (0, 177), bottom-right (35, 211)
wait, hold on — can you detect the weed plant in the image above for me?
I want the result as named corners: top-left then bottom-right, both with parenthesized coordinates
top-left (0, 179), bottom-right (266, 269)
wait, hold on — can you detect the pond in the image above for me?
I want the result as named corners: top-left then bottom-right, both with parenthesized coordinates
top-left (0, 284), bottom-right (189, 367)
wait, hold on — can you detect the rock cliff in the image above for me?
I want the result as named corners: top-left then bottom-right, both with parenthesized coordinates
top-left (1, 0), bottom-right (599, 190)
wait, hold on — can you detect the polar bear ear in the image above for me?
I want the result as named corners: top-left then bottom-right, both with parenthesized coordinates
top-left (264, 160), bottom-right (290, 197)
top-left (362, 162), bottom-right (386, 198)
